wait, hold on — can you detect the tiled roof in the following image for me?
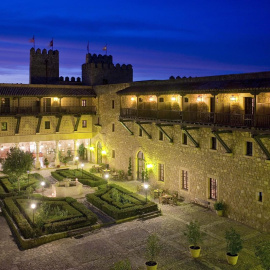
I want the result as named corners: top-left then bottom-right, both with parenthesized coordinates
top-left (117, 78), bottom-right (270, 95)
top-left (0, 85), bottom-right (96, 97)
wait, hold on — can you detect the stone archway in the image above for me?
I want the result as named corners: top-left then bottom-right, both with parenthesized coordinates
top-left (137, 151), bottom-right (145, 181)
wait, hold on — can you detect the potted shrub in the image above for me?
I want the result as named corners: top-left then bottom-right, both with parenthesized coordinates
top-left (145, 233), bottom-right (161, 270)
top-left (184, 220), bottom-right (202, 258)
top-left (214, 201), bottom-right (225, 217)
top-left (225, 227), bottom-right (243, 265)
top-left (255, 241), bottom-right (270, 269)
top-left (44, 158), bottom-right (49, 168)
top-left (127, 157), bottom-right (132, 180)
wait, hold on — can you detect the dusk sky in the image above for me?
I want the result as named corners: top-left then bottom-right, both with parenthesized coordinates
top-left (1, 0), bottom-right (270, 84)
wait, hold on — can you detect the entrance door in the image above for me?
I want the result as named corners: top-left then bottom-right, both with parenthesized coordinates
top-left (244, 97), bottom-right (254, 126)
top-left (97, 142), bottom-right (102, 164)
top-left (137, 151), bottom-right (145, 181)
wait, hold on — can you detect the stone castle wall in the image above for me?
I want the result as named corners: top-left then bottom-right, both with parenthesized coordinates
top-left (30, 48), bottom-right (59, 84)
top-left (92, 83), bottom-right (270, 232)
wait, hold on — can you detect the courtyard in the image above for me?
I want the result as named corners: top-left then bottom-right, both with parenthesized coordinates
top-left (0, 166), bottom-right (268, 270)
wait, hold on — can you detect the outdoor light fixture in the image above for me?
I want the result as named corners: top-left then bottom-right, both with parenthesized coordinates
top-left (30, 203), bottom-right (36, 223)
top-left (146, 164), bottom-right (153, 169)
top-left (101, 150), bottom-right (107, 155)
top-left (1, 146), bottom-right (3, 151)
top-left (149, 96), bottom-right (154, 102)
top-left (171, 96), bottom-right (176, 101)
top-left (104, 173), bottom-right (109, 179)
top-left (197, 95), bottom-right (203, 102)
top-left (53, 97), bottom-right (58, 102)
top-left (143, 183), bottom-right (150, 202)
top-left (230, 95), bottom-right (237, 101)
top-left (131, 97), bottom-right (135, 101)
top-left (58, 143), bottom-right (61, 147)
top-left (89, 146), bottom-right (95, 151)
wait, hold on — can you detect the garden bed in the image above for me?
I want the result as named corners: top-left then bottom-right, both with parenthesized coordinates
top-left (2, 194), bottom-right (98, 249)
top-left (51, 169), bottom-right (107, 187)
top-left (86, 184), bottom-right (158, 220)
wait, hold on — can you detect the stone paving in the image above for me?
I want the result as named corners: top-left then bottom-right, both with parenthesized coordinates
top-left (0, 165), bottom-right (269, 269)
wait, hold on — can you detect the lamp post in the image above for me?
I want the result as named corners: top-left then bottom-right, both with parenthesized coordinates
top-left (31, 203), bottom-right (36, 224)
top-left (81, 163), bottom-right (84, 177)
top-left (41, 181), bottom-right (45, 199)
top-left (143, 183), bottom-right (149, 203)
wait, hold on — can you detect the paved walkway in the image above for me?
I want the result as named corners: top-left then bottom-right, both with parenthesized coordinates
top-left (0, 165), bottom-right (269, 269)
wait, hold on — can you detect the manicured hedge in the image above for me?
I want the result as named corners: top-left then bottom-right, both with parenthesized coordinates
top-left (51, 169), bottom-right (107, 187)
top-left (86, 184), bottom-right (158, 220)
top-left (1, 178), bottom-right (13, 192)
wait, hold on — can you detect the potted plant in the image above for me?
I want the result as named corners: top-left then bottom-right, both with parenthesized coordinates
top-left (184, 220), bottom-right (202, 258)
top-left (214, 201), bottom-right (225, 217)
top-left (145, 233), bottom-right (161, 270)
top-left (255, 241), bottom-right (270, 269)
top-left (127, 157), bottom-right (132, 180)
top-left (44, 158), bottom-right (49, 168)
top-left (225, 227), bottom-right (243, 265)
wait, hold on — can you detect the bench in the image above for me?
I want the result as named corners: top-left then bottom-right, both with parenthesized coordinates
top-left (194, 198), bottom-right (210, 209)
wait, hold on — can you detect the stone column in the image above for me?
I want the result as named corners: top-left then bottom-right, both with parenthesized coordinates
top-left (55, 140), bottom-right (60, 167)
top-left (35, 142), bottom-right (41, 169)
top-left (73, 139), bottom-right (78, 162)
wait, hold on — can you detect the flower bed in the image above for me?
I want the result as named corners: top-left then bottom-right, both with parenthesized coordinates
top-left (2, 195), bottom-right (98, 249)
top-left (86, 184), bottom-right (158, 220)
top-left (51, 169), bottom-right (107, 187)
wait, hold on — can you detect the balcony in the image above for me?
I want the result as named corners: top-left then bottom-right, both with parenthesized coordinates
top-left (0, 106), bottom-right (96, 116)
top-left (120, 108), bottom-right (270, 129)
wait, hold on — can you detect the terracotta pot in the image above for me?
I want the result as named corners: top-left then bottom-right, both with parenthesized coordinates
top-left (189, 245), bottom-right (201, 258)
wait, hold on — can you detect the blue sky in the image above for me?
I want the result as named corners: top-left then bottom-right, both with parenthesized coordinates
top-left (0, 0), bottom-right (270, 83)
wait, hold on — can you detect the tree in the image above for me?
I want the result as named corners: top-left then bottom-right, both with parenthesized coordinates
top-left (1, 147), bottom-right (34, 192)
top-left (78, 143), bottom-right (86, 160)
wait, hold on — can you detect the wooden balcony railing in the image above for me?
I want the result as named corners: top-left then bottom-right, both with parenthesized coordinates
top-left (120, 108), bottom-right (269, 129)
top-left (0, 106), bottom-right (96, 115)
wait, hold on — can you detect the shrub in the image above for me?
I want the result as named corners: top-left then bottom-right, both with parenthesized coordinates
top-left (184, 220), bottom-right (202, 248)
top-left (225, 227), bottom-right (243, 256)
top-left (145, 233), bottom-right (161, 263)
top-left (214, 201), bottom-right (225, 211)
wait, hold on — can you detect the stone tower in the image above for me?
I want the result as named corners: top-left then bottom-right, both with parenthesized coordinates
top-left (82, 53), bottom-right (133, 86)
top-left (29, 48), bottom-right (59, 84)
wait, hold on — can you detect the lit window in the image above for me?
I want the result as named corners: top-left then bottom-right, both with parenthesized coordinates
top-left (210, 178), bottom-right (217, 200)
top-left (159, 131), bottom-right (163, 141)
top-left (182, 133), bottom-right (187, 145)
top-left (1, 122), bottom-right (7, 131)
top-left (82, 120), bottom-right (87, 128)
top-left (45, 121), bottom-right (50, 129)
top-left (158, 164), bottom-right (164, 182)
top-left (182, 170), bottom-right (188, 190)
top-left (246, 141), bottom-right (253, 156)
top-left (82, 100), bottom-right (86, 107)
top-left (211, 137), bottom-right (217, 150)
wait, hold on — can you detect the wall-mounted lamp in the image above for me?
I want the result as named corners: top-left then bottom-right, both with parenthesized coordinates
top-left (53, 97), bottom-right (59, 102)
top-left (197, 95), bottom-right (203, 102)
top-left (89, 146), bottom-right (95, 151)
top-left (149, 96), bottom-right (154, 102)
top-left (171, 96), bottom-right (177, 101)
top-left (230, 95), bottom-right (237, 101)
top-left (131, 97), bottom-right (135, 101)
top-left (101, 150), bottom-right (107, 155)
top-left (146, 164), bottom-right (153, 169)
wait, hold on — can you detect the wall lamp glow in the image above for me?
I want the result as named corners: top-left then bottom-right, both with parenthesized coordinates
top-left (171, 96), bottom-right (176, 101)
top-left (146, 164), bottom-right (153, 169)
top-left (197, 95), bottom-right (203, 102)
top-left (149, 96), bottom-right (154, 102)
top-left (101, 150), bottom-right (107, 155)
top-left (131, 97), bottom-right (135, 101)
top-left (89, 146), bottom-right (95, 151)
top-left (230, 95), bottom-right (237, 101)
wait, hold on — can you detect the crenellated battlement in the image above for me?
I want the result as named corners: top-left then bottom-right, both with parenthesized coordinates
top-left (59, 76), bottom-right (81, 85)
top-left (82, 53), bottom-right (133, 85)
top-left (30, 47), bottom-right (59, 84)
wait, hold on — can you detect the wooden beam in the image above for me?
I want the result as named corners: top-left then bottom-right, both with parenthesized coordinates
top-left (36, 116), bottom-right (42, 134)
top-left (15, 116), bottom-right (21, 134)
top-left (156, 124), bottom-right (173, 143)
top-left (119, 120), bottom-right (134, 135)
top-left (182, 127), bottom-right (199, 148)
top-left (74, 115), bottom-right (81, 131)
top-left (253, 135), bottom-right (270, 160)
top-left (212, 130), bottom-right (232, 153)
top-left (136, 122), bottom-right (152, 139)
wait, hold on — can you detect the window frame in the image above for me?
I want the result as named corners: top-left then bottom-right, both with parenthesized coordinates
top-left (182, 170), bottom-right (188, 190)
top-left (158, 163), bottom-right (164, 182)
top-left (1, 122), bottom-right (7, 131)
top-left (82, 120), bottom-right (87, 128)
top-left (45, 121), bottom-right (50, 130)
top-left (209, 178), bottom-right (217, 200)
